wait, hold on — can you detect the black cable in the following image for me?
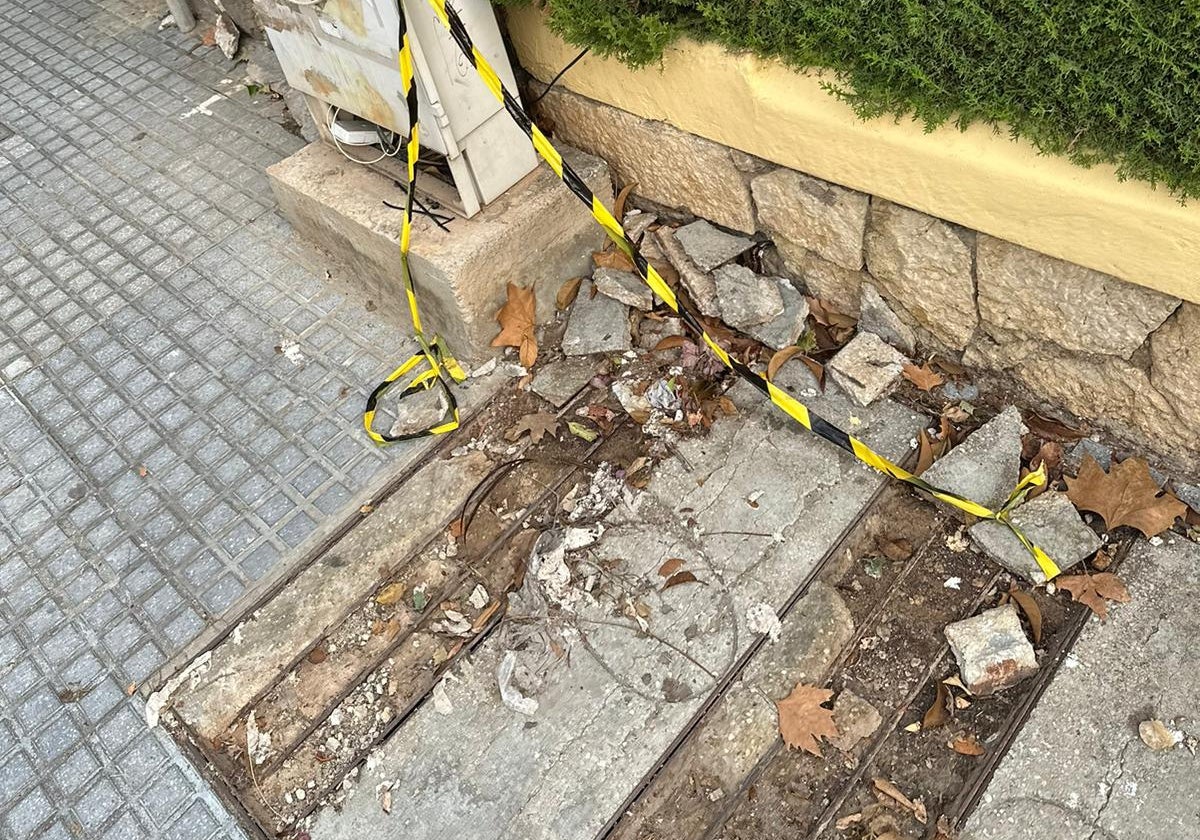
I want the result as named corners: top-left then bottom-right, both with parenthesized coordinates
top-left (530, 47), bottom-right (590, 107)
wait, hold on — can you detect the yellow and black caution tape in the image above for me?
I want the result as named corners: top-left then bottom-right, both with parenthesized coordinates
top-left (387, 0), bottom-right (1062, 580)
top-left (362, 5), bottom-right (467, 444)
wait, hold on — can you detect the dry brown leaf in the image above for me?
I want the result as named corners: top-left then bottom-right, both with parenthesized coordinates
top-left (661, 570), bottom-right (701, 591)
top-left (471, 600), bottom-right (502, 632)
top-left (1024, 411), bottom-right (1087, 441)
top-left (614, 182), bottom-right (637, 221)
top-left (835, 812), bottom-right (864, 831)
top-left (306, 643), bottom-right (328, 664)
top-left (556, 277), bottom-right (582, 311)
top-left (1057, 572), bottom-right (1131, 620)
top-left (930, 355), bottom-right (967, 377)
top-left (922, 681), bottom-right (950, 730)
top-left (125, 682), bottom-right (137, 696)
top-left (375, 582), bottom-right (405, 606)
top-left (1008, 586), bottom-right (1043, 644)
top-left (492, 282), bottom-right (536, 353)
top-left (1065, 455), bottom-right (1186, 536)
top-left (807, 297), bottom-right (857, 330)
top-left (877, 537), bottom-right (913, 562)
top-left (652, 335), bottom-right (688, 352)
top-left (718, 396), bottom-right (737, 416)
top-left (767, 345), bottom-right (803, 381)
top-left (951, 735), bottom-right (986, 756)
top-left (505, 412), bottom-right (559, 445)
top-left (657, 558), bottom-right (685, 578)
top-left (448, 517), bottom-right (465, 540)
top-left (777, 684), bottom-right (838, 756)
top-left (902, 362), bottom-right (944, 392)
top-left (359, 503), bottom-right (375, 515)
top-left (593, 250), bottom-right (635, 272)
top-left (871, 778), bottom-right (926, 823)
top-left (915, 430), bottom-right (936, 475)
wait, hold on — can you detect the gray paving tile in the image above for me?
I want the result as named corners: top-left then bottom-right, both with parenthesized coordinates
top-left (0, 0), bottom-right (441, 837)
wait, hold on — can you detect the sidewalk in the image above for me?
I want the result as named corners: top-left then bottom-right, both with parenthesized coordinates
top-left (0, 1), bottom-right (424, 837)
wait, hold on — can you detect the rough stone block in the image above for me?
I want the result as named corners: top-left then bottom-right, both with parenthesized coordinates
top-left (865, 200), bottom-right (977, 350)
top-left (563, 280), bottom-right (632, 356)
top-left (970, 492), bottom-right (1102, 583)
top-left (713, 265), bottom-right (783, 328)
top-left (923, 406), bottom-right (1025, 511)
top-left (743, 279), bottom-right (809, 351)
top-left (795, 252), bottom-right (870, 316)
top-left (267, 141), bottom-right (611, 363)
top-left (673, 220), bottom-right (755, 272)
top-left (944, 604), bottom-right (1038, 696)
top-left (859, 282), bottom-right (916, 354)
top-left (655, 227), bottom-right (720, 318)
top-left (977, 234), bottom-right (1179, 360)
top-left (1150, 301), bottom-right (1200, 435)
top-left (752, 167), bottom-right (869, 271)
top-left (826, 332), bottom-right (907, 407)
top-left (593, 267), bottom-right (653, 311)
top-left (537, 86), bottom-right (757, 233)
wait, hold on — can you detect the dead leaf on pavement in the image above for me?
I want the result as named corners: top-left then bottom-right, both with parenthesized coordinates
top-left (652, 335), bottom-right (688, 352)
top-left (807, 297), bottom-right (857, 330)
top-left (556, 277), bottom-right (582, 310)
top-left (877, 537), bottom-right (913, 562)
top-left (1057, 572), bottom-right (1130, 620)
top-left (593, 250), bottom-right (635, 272)
top-left (951, 734), bottom-right (986, 756)
top-left (922, 681), bottom-right (950, 730)
top-left (1008, 586), bottom-right (1043, 644)
top-left (375, 582), bottom-right (405, 606)
top-left (871, 777), bottom-right (927, 824)
top-left (1065, 455), bottom-right (1186, 536)
top-left (660, 570), bottom-right (701, 591)
top-left (492, 282), bottom-right (538, 367)
top-left (777, 684), bottom-right (838, 756)
top-left (306, 643), bottom-right (328, 664)
top-left (613, 182), bottom-right (637, 221)
top-left (767, 345), bottom-right (802, 381)
top-left (505, 412), bottom-right (559, 444)
top-left (902, 362), bottom-right (944, 392)
top-left (1024, 411), bottom-right (1087, 441)
top-left (929, 355), bottom-right (967, 377)
top-left (657, 558), bottom-right (685, 578)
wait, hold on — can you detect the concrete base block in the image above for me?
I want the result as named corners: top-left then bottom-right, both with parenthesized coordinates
top-left (268, 141), bottom-right (612, 362)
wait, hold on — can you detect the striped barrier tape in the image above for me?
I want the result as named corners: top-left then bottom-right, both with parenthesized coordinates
top-left (362, 5), bottom-right (467, 445)
top-left (378, 0), bottom-right (1063, 580)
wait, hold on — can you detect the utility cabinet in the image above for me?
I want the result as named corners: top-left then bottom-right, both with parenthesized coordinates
top-left (253, 0), bottom-right (537, 216)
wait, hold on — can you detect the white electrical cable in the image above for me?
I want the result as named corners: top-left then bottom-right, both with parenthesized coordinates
top-left (327, 104), bottom-right (402, 166)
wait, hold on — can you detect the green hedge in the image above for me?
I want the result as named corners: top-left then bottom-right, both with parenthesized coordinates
top-left (497, 0), bottom-right (1200, 200)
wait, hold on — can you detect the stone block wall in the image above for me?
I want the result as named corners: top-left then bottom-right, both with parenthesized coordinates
top-left (537, 86), bottom-right (1200, 477)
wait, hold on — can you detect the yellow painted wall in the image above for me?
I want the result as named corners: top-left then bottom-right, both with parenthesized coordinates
top-left (505, 7), bottom-right (1200, 305)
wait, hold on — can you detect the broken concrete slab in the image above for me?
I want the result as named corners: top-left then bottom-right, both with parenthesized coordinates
top-left (944, 603), bottom-right (1038, 696)
top-left (655, 226), bottom-right (720, 318)
top-left (305, 381), bottom-right (921, 840)
top-left (829, 689), bottom-right (883, 753)
top-left (826, 331), bottom-right (908, 406)
top-left (965, 539), bottom-right (1200, 840)
top-left (924, 406), bottom-right (1026, 511)
top-left (593, 266), bottom-right (654, 311)
top-left (673, 219), bottom-right (756, 271)
top-left (970, 491), bottom-right (1102, 582)
top-left (562, 280), bottom-right (632, 356)
top-left (713, 264), bottom-right (784, 328)
top-left (531, 357), bottom-right (601, 408)
top-left (859, 282), bottom-right (916, 355)
top-left (269, 143), bottom-right (611, 361)
top-left (636, 314), bottom-right (685, 351)
top-left (743, 279), bottom-right (809, 351)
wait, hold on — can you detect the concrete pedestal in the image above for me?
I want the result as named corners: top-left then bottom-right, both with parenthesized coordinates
top-left (267, 141), bottom-right (611, 362)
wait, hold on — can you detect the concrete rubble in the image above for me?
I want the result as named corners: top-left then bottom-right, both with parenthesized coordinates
top-left (944, 604), bottom-right (1039, 696)
top-left (713, 264), bottom-right (784, 328)
top-left (970, 492), bottom-right (1102, 583)
top-left (923, 406), bottom-right (1025, 510)
top-left (563, 280), bottom-right (633, 356)
top-left (636, 314), bottom-right (685, 350)
top-left (826, 331), bottom-right (908, 406)
top-left (655, 226), bottom-right (721, 317)
top-left (594, 266), bottom-right (655, 310)
top-left (829, 689), bottom-right (883, 752)
top-left (531, 357), bottom-right (602, 407)
top-left (673, 219), bottom-right (755, 271)
top-left (858, 282), bottom-right (916, 354)
top-left (742, 279), bottom-right (809, 350)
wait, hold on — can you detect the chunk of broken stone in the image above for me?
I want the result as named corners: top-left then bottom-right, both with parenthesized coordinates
top-left (593, 267), bottom-right (654, 311)
top-left (637, 315), bottom-right (684, 351)
top-left (713, 264), bottom-right (784, 328)
top-left (858, 282), bottom-right (916, 355)
top-left (655, 227), bottom-right (720, 318)
top-left (562, 280), bottom-right (632, 356)
top-left (826, 331), bottom-right (907, 406)
top-left (829, 689), bottom-right (882, 752)
top-left (531, 357), bottom-right (600, 408)
top-left (923, 406), bottom-right (1025, 511)
top-left (969, 491), bottom-right (1102, 583)
top-left (673, 219), bottom-right (755, 271)
top-left (622, 210), bottom-right (657, 243)
top-left (743, 279), bottom-right (809, 351)
top-left (214, 14), bottom-right (240, 59)
top-left (944, 603), bottom-right (1038, 696)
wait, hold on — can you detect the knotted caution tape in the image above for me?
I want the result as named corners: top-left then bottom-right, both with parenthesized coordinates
top-left (362, 5), bottom-right (468, 444)
top-left (404, 0), bottom-right (1062, 580)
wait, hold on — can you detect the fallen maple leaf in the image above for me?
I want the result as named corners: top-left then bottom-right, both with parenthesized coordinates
top-left (505, 412), bottom-right (559, 444)
top-left (492, 282), bottom-right (537, 368)
top-left (902, 362), bottom-right (944, 392)
top-left (1057, 572), bottom-right (1130, 620)
top-left (1065, 455), bottom-right (1185, 536)
top-left (776, 684), bottom-right (838, 756)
